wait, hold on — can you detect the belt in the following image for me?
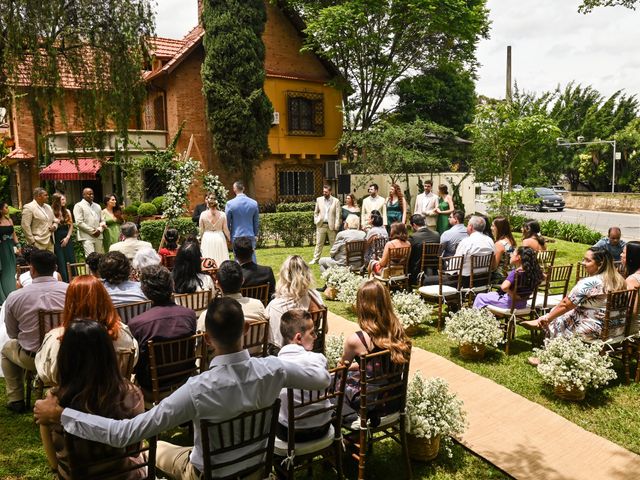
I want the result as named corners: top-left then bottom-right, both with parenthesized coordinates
top-left (20, 346), bottom-right (37, 358)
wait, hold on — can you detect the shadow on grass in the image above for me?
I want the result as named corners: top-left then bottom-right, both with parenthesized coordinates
top-left (448, 345), bottom-right (505, 365)
top-left (539, 384), bottom-right (614, 410)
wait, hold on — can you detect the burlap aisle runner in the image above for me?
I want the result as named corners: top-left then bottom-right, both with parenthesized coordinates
top-left (327, 311), bottom-right (640, 480)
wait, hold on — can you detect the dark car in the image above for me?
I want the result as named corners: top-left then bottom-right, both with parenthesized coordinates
top-left (524, 187), bottom-right (565, 212)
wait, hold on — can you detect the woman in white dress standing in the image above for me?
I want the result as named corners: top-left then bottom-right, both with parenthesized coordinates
top-left (199, 194), bottom-right (230, 267)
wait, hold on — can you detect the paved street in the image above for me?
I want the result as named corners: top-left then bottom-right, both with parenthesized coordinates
top-left (475, 199), bottom-right (640, 241)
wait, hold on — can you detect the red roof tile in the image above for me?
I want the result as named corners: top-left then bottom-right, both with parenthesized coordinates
top-left (6, 147), bottom-right (34, 160)
top-left (148, 36), bottom-right (185, 59)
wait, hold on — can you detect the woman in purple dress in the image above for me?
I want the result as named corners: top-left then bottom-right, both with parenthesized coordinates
top-left (474, 246), bottom-right (543, 310)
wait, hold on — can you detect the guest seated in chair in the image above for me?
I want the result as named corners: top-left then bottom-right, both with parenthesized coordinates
top-left (621, 241), bottom-right (640, 317)
top-left (99, 252), bottom-right (147, 306)
top-left (453, 215), bottom-right (495, 288)
top-left (473, 247), bottom-right (543, 310)
top-left (234, 236), bottom-right (276, 300)
top-left (408, 214), bottom-right (440, 284)
top-left (38, 320), bottom-right (146, 479)
top-left (158, 228), bottom-right (179, 260)
top-left (85, 252), bottom-right (103, 277)
top-left (318, 215), bottom-right (366, 274)
top-left (276, 309), bottom-right (332, 442)
top-left (369, 222), bottom-right (411, 277)
top-left (172, 240), bottom-right (215, 294)
top-left (109, 222), bottom-right (152, 261)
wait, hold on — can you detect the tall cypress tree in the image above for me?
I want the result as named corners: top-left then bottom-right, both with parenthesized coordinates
top-left (201, 0), bottom-right (273, 187)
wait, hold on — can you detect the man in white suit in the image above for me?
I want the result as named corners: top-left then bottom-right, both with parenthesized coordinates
top-left (413, 179), bottom-right (438, 229)
top-left (73, 188), bottom-right (106, 256)
top-left (361, 183), bottom-right (387, 230)
top-left (310, 185), bottom-right (341, 265)
top-left (21, 187), bottom-right (56, 252)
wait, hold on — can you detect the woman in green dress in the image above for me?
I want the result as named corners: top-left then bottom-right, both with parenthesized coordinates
top-left (102, 194), bottom-right (122, 252)
top-left (386, 183), bottom-right (407, 228)
top-left (0, 202), bottom-right (18, 303)
top-left (51, 193), bottom-right (76, 283)
top-left (435, 184), bottom-right (455, 235)
top-left (341, 193), bottom-right (360, 229)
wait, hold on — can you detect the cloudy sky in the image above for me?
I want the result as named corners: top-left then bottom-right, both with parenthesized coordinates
top-left (155, 0), bottom-right (640, 101)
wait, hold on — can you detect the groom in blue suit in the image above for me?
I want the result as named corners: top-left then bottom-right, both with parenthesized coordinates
top-left (225, 181), bottom-right (260, 262)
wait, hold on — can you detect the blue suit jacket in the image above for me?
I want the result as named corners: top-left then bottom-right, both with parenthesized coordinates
top-left (225, 193), bottom-right (259, 240)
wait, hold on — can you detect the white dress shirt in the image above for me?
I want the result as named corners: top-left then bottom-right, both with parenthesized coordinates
top-left (414, 192), bottom-right (438, 216)
top-left (277, 344), bottom-right (332, 429)
top-left (60, 349), bottom-right (331, 476)
top-left (454, 231), bottom-right (496, 276)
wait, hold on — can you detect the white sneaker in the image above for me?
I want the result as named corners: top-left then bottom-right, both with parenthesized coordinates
top-left (309, 259), bottom-right (317, 265)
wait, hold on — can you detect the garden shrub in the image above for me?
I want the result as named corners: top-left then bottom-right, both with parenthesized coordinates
top-left (257, 211), bottom-right (314, 247)
top-left (123, 205), bottom-right (139, 216)
top-left (137, 202), bottom-right (158, 217)
top-left (275, 201), bottom-right (315, 213)
top-left (131, 200), bottom-right (142, 208)
top-left (539, 219), bottom-right (601, 245)
top-left (151, 196), bottom-right (165, 214)
top-left (8, 206), bottom-right (21, 224)
top-left (259, 201), bottom-right (277, 213)
top-left (139, 217), bottom-right (198, 249)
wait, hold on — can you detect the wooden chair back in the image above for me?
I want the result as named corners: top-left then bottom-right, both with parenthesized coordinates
top-left (309, 307), bottom-right (328, 355)
top-left (536, 249), bottom-right (557, 269)
top-left (162, 254), bottom-right (177, 271)
top-left (243, 320), bottom-right (269, 357)
top-left (419, 242), bottom-right (443, 274)
top-left (601, 289), bottom-right (638, 341)
top-left (172, 289), bottom-right (213, 313)
top-left (147, 333), bottom-right (205, 404)
top-left (575, 262), bottom-right (588, 283)
top-left (538, 264), bottom-right (573, 310)
top-left (371, 236), bottom-right (387, 261)
top-left (38, 310), bottom-right (63, 344)
top-left (386, 246), bottom-right (411, 277)
top-left (66, 262), bottom-right (88, 282)
top-left (116, 347), bottom-right (137, 379)
top-left (60, 432), bottom-right (156, 480)
top-left (115, 300), bottom-right (152, 325)
top-left (16, 264), bottom-right (30, 277)
top-left (468, 253), bottom-right (494, 292)
top-left (438, 255), bottom-right (464, 292)
top-left (200, 400), bottom-right (280, 480)
top-left (346, 240), bottom-right (366, 272)
top-left (240, 284), bottom-right (270, 307)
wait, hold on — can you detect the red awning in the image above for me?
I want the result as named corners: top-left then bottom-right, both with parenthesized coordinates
top-left (39, 158), bottom-right (102, 181)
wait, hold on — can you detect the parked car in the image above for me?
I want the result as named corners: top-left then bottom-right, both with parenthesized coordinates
top-left (521, 187), bottom-right (565, 212)
top-left (512, 184), bottom-right (524, 192)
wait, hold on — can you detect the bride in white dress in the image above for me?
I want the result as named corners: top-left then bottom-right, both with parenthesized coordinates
top-left (199, 195), bottom-right (231, 267)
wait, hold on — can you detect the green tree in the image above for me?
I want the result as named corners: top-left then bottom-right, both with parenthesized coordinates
top-left (201, 0), bottom-right (273, 188)
top-left (579, 0), bottom-right (638, 12)
top-left (287, 0), bottom-right (490, 130)
top-left (394, 62), bottom-right (477, 135)
top-left (0, 1), bottom-right (155, 146)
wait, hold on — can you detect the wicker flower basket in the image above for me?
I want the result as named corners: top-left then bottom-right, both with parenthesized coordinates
top-left (324, 286), bottom-right (338, 301)
top-left (459, 342), bottom-right (486, 360)
top-left (407, 434), bottom-right (441, 462)
top-left (554, 384), bottom-right (586, 402)
top-left (404, 325), bottom-right (421, 337)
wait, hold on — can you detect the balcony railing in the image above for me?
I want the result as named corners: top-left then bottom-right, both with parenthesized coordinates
top-left (46, 130), bottom-right (167, 156)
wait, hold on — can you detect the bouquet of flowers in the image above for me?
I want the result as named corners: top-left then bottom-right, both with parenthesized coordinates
top-left (405, 372), bottom-right (467, 458)
top-left (201, 173), bottom-right (229, 209)
top-left (533, 336), bottom-right (616, 391)
top-left (391, 291), bottom-right (433, 331)
top-left (443, 308), bottom-right (503, 350)
top-left (325, 334), bottom-right (345, 369)
top-left (336, 272), bottom-right (365, 306)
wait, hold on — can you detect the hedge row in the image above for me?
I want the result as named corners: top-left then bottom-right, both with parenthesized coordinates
top-left (257, 211), bottom-right (315, 247)
top-left (506, 215), bottom-right (601, 245)
top-left (275, 202), bottom-right (315, 213)
top-left (139, 217), bottom-right (198, 249)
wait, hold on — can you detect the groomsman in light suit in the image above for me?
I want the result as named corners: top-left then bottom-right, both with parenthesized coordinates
top-left (310, 184), bottom-right (341, 265)
top-left (225, 181), bottom-right (259, 262)
top-left (73, 188), bottom-right (106, 256)
top-left (414, 179), bottom-right (438, 229)
top-left (21, 187), bottom-right (56, 252)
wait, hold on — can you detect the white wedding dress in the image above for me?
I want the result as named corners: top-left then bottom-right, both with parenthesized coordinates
top-left (199, 211), bottom-right (229, 267)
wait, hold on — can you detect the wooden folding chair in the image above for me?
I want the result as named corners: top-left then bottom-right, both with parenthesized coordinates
top-left (162, 254), bottom-right (177, 271)
top-left (66, 262), bottom-right (88, 282)
top-left (115, 300), bottom-right (152, 325)
top-left (536, 249), bottom-right (557, 269)
top-left (342, 350), bottom-right (412, 480)
top-left (528, 264), bottom-right (573, 347)
top-left (418, 255), bottom-right (464, 330)
top-left (415, 242), bottom-right (443, 286)
top-left (200, 400), bottom-right (280, 480)
top-left (460, 253), bottom-right (494, 305)
top-left (25, 310), bottom-right (63, 406)
top-left (346, 240), bottom-right (366, 274)
top-left (61, 431), bottom-right (156, 479)
top-left (173, 289), bottom-right (213, 315)
top-left (243, 320), bottom-right (269, 357)
top-left (240, 283), bottom-right (270, 307)
top-left (575, 262), bottom-right (588, 283)
top-left (373, 246), bottom-right (411, 291)
top-left (146, 333), bottom-right (205, 406)
top-left (309, 307), bottom-right (328, 355)
top-left (274, 365), bottom-right (348, 479)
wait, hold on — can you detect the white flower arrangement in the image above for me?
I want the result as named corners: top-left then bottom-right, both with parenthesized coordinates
top-left (321, 266), bottom-right (353, 289)
top-left (202, 172), bottom-right (229, 209)
top-left (533, 336), bottom-right (616, 391)
top-left (325, 334), bottom-right (345, 369)
top-left (405, 372), bottom-right (467, 458)
top-left (336, 272), bottom-right (365, 306)
top-left (163, 158), bottom-right (201, 220)
top-left (391, 291), bottom-right (433, 329)
top-left (443, 308), bottom-right (503, 349)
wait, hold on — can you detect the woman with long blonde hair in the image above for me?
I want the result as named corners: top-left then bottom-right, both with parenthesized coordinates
top-left (266, 255), bottom-right (324, 348)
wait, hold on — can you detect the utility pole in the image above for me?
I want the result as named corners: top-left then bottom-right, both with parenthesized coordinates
top-left (506, 45), bottom-right (512, 103)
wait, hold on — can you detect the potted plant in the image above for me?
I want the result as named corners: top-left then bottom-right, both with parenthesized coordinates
top-left (320, 266), bottom-right (353, 301)
top-left (444, 308), bottom-right (503, 360)
top-left (324, 334), bottom-right (345, 369)
top-left (405, 373), bottom-right (467, 461)
top-left (533, 336), bottom-right (616, 401)
top-left (391, 291), bottom-right (433, 336)
top-left (336, 272), bottom-right (365, 311)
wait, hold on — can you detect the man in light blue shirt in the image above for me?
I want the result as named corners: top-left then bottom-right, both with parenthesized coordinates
top-left (593, 227), bottom-right (626, 262)
top-left (34, 297), bottom-right (331, 479)
top-left (440, 210), bottom-right (468, 257)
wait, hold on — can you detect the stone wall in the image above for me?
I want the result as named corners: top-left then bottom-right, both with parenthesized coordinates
top-left (564, 192), bottom-right (640, 213)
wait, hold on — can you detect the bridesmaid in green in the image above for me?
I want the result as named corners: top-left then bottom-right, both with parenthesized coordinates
top-left (386, 183), bottom-right (407, 228)
top-left (102, 193), bottom-right (121, 252)
top-left (51, 193), bottom-right (76, 282)
top-left (435, 184), bottom-right (455, 235)
top-left (0, 202), bottom-right (18, 303)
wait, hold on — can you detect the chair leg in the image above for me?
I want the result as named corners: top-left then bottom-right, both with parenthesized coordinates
top-left (400, 416), bottom-right (413, 479)
top-left (358, 426), bottom-right (367, 480)
top-left (25, 370), bottom-right (33, 408)
top-left (437, 298), bottom-right (443, 331)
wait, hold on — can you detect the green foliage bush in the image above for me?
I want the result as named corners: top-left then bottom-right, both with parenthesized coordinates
top-left (131, 200), bottom-right (142, 208)
top-left (151, 196), bottom-right (165, 214)
top-left (137, 202), bottom-right (158, 217)
top-left (139, 217), bottom-right (198, 249)
top-left (257, 212), bottom-right (315, 248)
top-left (276, 202), bottom-right (316, 213)
top-left (539, 219), bottom-right (601, 245)
top-left (8, 206), bottom-right (21, 224)
top-left (123, 205), bottom-right (139, 216)
top-left (14, 225), bottom-right (25, 246)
